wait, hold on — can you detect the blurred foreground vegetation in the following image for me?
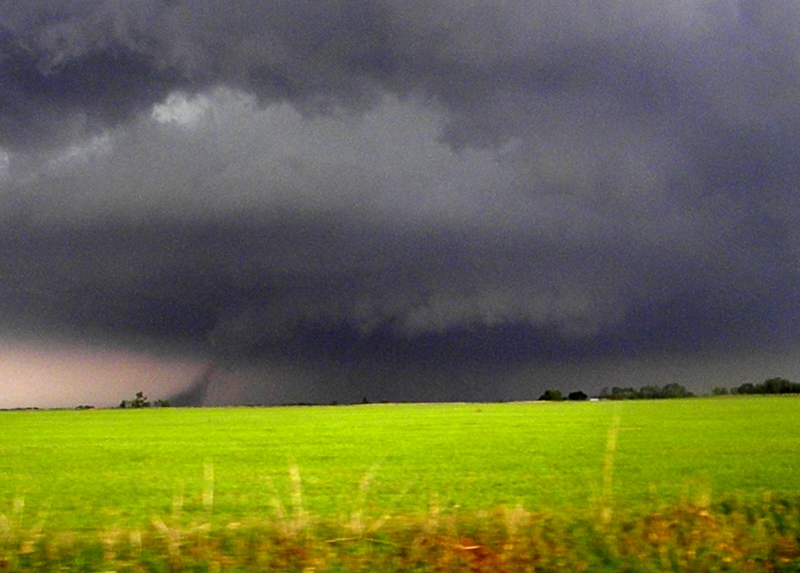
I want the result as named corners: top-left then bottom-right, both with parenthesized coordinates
top-left (2, 492), bottom-right (799, 572)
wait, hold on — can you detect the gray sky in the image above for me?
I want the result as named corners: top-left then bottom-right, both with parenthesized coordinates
top-left (2, 0), bottom-right (800, 407)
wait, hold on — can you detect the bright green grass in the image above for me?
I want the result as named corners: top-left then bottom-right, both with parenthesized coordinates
top-left (0, 397), bottom-right (798, 531)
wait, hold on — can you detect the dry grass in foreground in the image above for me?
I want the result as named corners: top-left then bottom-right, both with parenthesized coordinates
top-left (2, 493), bottom-right (799, 572)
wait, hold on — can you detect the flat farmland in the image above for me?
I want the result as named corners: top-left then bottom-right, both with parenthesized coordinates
top-left (1, 396), bottom-right (798, 532)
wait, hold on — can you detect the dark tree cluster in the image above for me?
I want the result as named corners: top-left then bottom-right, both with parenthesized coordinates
top-left (538, 389), bottom-right (563, 401)
top-left (599, 383), bottom-right (694, 401)
top-left (538, 389), bottom-right (589, 401)
top-left (734, 378), bottom-right (800, 395)
top-left (119, 392), bottom-right (169, 409)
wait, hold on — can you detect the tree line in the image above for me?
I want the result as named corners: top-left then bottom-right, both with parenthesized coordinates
top-left (538, 377), bottom-right (800, 402)
top-left (537, 383), bottom-right (695, 401)
top-left (725, 377), bottom-right (800, 396)
top-left (598, 383), bottom-right (695, 400)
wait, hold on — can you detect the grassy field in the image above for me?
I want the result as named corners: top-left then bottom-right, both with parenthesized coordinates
top-left (1, 396), bottom-right (799, 571)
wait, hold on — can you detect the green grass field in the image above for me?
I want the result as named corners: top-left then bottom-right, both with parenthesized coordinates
top-left (1, 396), bottom-right (799, 571)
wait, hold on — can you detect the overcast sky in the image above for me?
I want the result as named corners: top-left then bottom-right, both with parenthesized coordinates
top-left (2, 0), bottom-right (800, 407)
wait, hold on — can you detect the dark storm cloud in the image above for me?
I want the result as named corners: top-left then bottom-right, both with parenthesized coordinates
top-left (0, 0), bottom-right (398, 150)
top-left (5, 1), bottom-right (797, 149)
top-left (3, 1), bottom-right (800, 404)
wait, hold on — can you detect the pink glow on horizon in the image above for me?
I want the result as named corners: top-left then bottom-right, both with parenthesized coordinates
top-left (0, 341), bottom-right (205, 409)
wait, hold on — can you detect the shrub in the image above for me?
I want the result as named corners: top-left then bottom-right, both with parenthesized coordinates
top-left (119, 391), bottom-right (151, 409)
top-left (538, 389), bottom-right (563, 401)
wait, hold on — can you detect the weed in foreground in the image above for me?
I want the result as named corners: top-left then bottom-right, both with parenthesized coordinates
top-left (601, 412), bottom-right (620, 525)
top-left (2, 482), bottom-right (800, 572)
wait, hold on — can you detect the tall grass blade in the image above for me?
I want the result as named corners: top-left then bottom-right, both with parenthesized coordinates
top-left (602, 412), bottom-right (621, 524)
top-left (349, 463), bottom-right (380, 535)
top-left (203, 460), bottom-right (215, 512)
top-left (288, 460), bottom-right (307, 534)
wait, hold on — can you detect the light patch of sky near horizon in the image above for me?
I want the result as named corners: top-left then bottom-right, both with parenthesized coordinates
top-left (0, 342), bottom-right (204, 409)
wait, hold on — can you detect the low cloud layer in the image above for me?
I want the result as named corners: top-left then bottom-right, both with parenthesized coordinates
top-left (2, 1), bottom-right (800, 405)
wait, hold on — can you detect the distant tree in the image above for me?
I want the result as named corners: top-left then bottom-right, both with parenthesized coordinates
top-left (661, 383), bottom-right (694, 399)
top-left (761, 377), bottom-right (800, 394)
top-left (736, 378), bottom-right (800, 395)
top-left (599, 384), bottom-right (694, 400)
top-left (608, 387), bottom-right (638, 400)
top-left (120, 391), bottom-right (152, 409)
top-left (567, 390), bottom-right (588, 401)
top-left (711, 386), bottom-right (729, 396)
top-left (638, 385), bottom-right (661, 399)
top-left (538, 389), bottom-right (564, 401)
top-left (132, 391), bottom-right (150, 408)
